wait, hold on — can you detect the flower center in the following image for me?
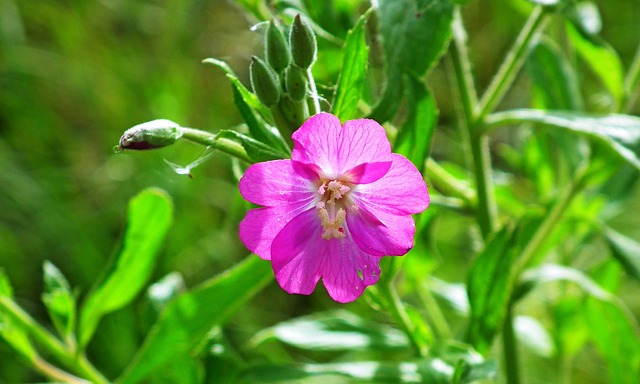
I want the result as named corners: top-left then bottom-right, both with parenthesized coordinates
top-left (316, 179), bottom-right (351, 240)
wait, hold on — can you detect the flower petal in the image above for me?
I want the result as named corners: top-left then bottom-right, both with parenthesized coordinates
top-left (239, 159), bottom-right (318, 207)
top-left (271, 209), bottom-right (382, 303)
top-left (239, 202), bottom-right (311, 260)
top-left (343, 161), bottom-right (392, 184)
top-left (346, 205), bottom-right (416, 257)
top-left (352, 154), bottom-right (429, 216)
top-left (291, 113), bottom-right (392, 177)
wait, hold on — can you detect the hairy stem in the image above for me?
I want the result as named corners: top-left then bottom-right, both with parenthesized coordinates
top-left (306, 67), bottom-right (321, 115)
top-left (502, 308), bottom-right (520, 384)
top-left (179, 127), bottom-right (251, 163)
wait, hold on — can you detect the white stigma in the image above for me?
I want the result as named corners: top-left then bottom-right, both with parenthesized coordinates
top-left (316, 179), bottom-right (352, 240)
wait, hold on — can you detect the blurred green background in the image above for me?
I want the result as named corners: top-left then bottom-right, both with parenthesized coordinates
top-left (1, 0), bottom-right (639, 382)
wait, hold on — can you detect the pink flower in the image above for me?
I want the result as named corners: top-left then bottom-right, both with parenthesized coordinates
top-left (239, 113), bottom-right (429, 303)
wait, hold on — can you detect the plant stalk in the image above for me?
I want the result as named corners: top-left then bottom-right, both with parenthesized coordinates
top-left (179, 127), bottom-right (251, 163)
top-left (502, 307), bottom-right (520, 384)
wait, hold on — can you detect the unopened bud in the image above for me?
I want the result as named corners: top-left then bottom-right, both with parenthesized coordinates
top-left (250, 56), bottom-right (280, 107)
top-left (265, 20), bottom-right (290, 73)
top-left (118, 119), bottom-right (182, 150)
top-left (285, 64), bottom-right (308, 101)
top-left (289, 14), bottom-right (317, 68)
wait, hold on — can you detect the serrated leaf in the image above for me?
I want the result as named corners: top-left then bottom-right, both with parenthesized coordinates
top-left (0, 271), bottom-right (37, 360)
top-left (486, 109), bottom-right (640, 170)
top-left (203, 58), bottom-right (273, 119)
top-left (566, 22), bottom-right (623, 108)
top-left (253, 310), bottom-right (409, 352)
top-left (604, 228), bottom-right (640, 281)
top-left (79, 188), bottom-right (173, 347)
top-left (371, 0), bottom-right (454, 122)
top-left (42, 261), bottom-right (76, 341)
top-left (394, 75), bottom-right (438, 169)
top-left (217, 130), bottom-right (287, 163)
top-left (232, 87), bottom-right (289, 155)
top-left (116, 256), bottom-right (273, 384)
top-left (585, 298), bottom-right (640, 384)
top-left (466, 225), bottom-right (519, 354)
top-left (333, 9), bottom-right (371, 122)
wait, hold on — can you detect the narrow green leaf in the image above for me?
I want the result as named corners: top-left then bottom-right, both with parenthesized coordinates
top-left (566, 22), bottom-right (624, 107)
top-left (466, 225), bottom-right (519, 354)
top-left (394, 75), bottom-right (438, 169)
top-left (371, 0), bottom-right (454, 122)
top-left (217, 130), bottom-right (287, 163)
top-left (116, 256), bottom-right (273, 384)
top-left (203, 58), bottom-right (273, 119)
top-left (79, 188), bottom-right (173, 347)
top-left (252, 310), bottom-right (410, 352)
top-left (604, 228), bottom-right (640, 281)
top-left (42, 261), bottom-right (76, 341)
top-left (585, 298), bottom-right (640, 384)
top-left (485, 109), bottom-right (640, 170)
top-left (0, 271), bottom-right (37, 360)
top-left (526, 39), bottom-right (583, 110)
top-left (332, 9), bottom-right (371, 122)
top-left (232, 87), bottom-right (289, 155)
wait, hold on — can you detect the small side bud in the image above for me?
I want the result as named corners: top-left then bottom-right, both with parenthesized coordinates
top-left (250, 56), bottom-right (281, 107)
top-left (289, 14), bottom-right (317, 68)
top-left (265, 20), bottom-right (290, 73)
top-left (285, 64), bottom-right (308, 101)
top-left (118, 119), bottom-right (182, 150)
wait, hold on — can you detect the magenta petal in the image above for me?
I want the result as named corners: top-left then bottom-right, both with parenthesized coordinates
top-left (292, 113), bottom-right (392, 177)
top-left (271, 208), bottom-right (324, 295)
top-left (346, 206), bottom-right (416, 257)
top-left (239, 159), bottom-right (316, 207)
top-left (239, 202), bottom-right (311, 260)
top-left (343, 161), bottom-right (392, 184)
top-left (352, 154), bottom-right (429, 216)
top-left (271, 209), bottom-right (382, 302)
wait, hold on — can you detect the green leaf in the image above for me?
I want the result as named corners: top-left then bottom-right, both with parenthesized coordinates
top-left (252, 310), bottom-right (410, 352)
top-left (116, 256), bottom-right (273, 384)
top-left (79, 188), bottom-right (173, 347)
top-left (394, 75), bottom-right (438, 169)
top-left (42, 261), bottom-right (76, 342)
top-left (232, 87), bottom-right (289, 155)
top-left (332, 9), bottom-right (371, 122)
top-left (604, 227), bottom-right (640, 281)
top-left (217, 130), bottom-right (288, 163)
top-left (371, 0), bottom-right (454, 122)
top-left (485, 109), bottom-right (640, 170)
top-left (466, 225), bottom-right (519, 354)
top-left (526, 39), bottom-right (583, 110)
top-left (203, 58), bottom-right (273, 119)
top-left (0, 271), bottom-right (37, 360)
top-left (585, 298), bottom-right (640, 384)
top-left (566, 22), bottom-right (624, 108)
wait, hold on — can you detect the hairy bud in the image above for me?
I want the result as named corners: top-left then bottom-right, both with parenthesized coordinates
top-left (250, 56), bottom-right (280, 107)
top-left (289, 14), bottom-right (317, 69)
top-left (118, 119), bottom-right (182, 150)
top-left (265, 20), bottom-right (290, 73)
top-left (285, 64), bottom-right (308, 101)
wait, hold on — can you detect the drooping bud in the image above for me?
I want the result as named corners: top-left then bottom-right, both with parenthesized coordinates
top-left (285, 64), bottom-right (308, 101)
top-left (265, 20), bottom-right (290, 73)
top-left (118, 119), bottom-right (182, 150)
top-left (289, 14), bottom-right (317, 68)
top-left (250, 56), bottom-right (280, 107)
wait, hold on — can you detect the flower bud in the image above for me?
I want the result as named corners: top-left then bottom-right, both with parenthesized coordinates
top-left (250, 56), bottom-right (280, 107)
top-left (289, 14), bottom-right (317, 69)
top-left (265, 20), bottom-right (290, 73)
top-left (285, 64), bottom-right (308, 101)
top-left (118, 119), bottom-right (182, 150)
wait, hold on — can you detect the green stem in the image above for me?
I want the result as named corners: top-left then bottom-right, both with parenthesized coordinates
top-left (33, 357), bottom-right (90, 384)
top-left (379, 282), bottom-right (427, 357)
top-left (450, 7), bottom-right (479, 122)
top-left (476, 5), bottom-right (547, 122)
top-left (426, 158), bottom-right (477, 209)
top-left (469, 133), bottom-right (497, 238)
top-left (623, 43), bottom-right (640, 113)
top-left (417, 283), bottom-right (451, 340)
top-left (179, 127), bottom-right (251, 163)
top-left (502, 307), bottom-right (520, 384)
top-left (0, 297), bottom-right (109, 384)
top-left (306, 67), bottom-right (321, 115)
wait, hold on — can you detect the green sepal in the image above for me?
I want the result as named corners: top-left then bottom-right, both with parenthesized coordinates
top-left (265, 20), bottom-right (290, 73)
top-left (118, 119), bottom-right (183, 150)
top-left (289, 14), bottom-right (317, 69)
top-left (285, 64), bottom-right (308, 101)
top-left (250, 56), bottom-right (281, 107)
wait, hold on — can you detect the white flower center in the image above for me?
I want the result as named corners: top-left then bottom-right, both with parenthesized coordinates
top-left (315, 179), bottom-right (352, 240)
